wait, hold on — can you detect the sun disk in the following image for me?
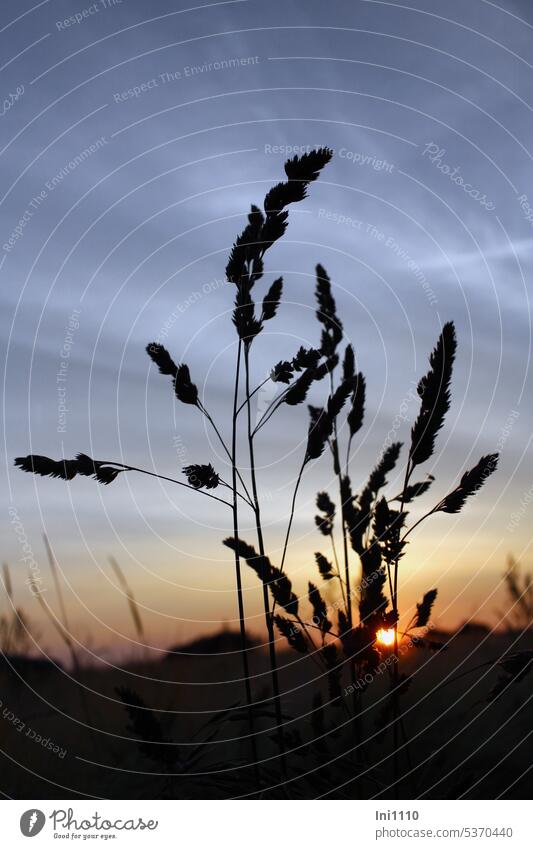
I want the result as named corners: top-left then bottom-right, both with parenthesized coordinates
top-left (377, 628), bottom-right (395, 647)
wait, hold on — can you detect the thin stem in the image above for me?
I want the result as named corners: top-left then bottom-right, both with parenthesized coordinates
top-left (244, 342), bottom-right (287, 779)
top-left (271, 456), bottom-right (307, 619)
top-left (329, 367), bottom-right (362, 774)
top-left (43, 533), bottom-right (73, 643)
top-left (251, 375), bottom-right (299, 433)
top-left (235, 376), bottom-right (271, 417)
top-left (430, 660), bottom-right (496, 694)
top-left (328, 366), bottom-right (352, 625)
top-left (219, 479), bottom-right (254, 510)
top-left (300, 619), bottom-right (341, 640)
top-left (119, 464), bottom-right (233, 508)
top-left (32, 590), bottom-right (99, 751)
top-left (251, 370), bottom-right (308, 436)
top-left (401, 506), bottom-right (439, 543)
top-left (252, 392), bottom-right (288, 436)
top-left (294, 613), bottom-right (322, 652)
top-left (198, 403), bottom-right (253, 505)
top-left (330, 533), bottom-right (348, 612)
top-left (386, 562), bottom-right (395, 614)
top-left (333, 432), bottom-right (352, 626)
top-left (330, 532), bottom-right (341, 574)
top-left (230, 340), bottom-right (261, 792)
top-left (394, 459), bottom-right (412, 606)
top-left (280, 458), bottom-right (307, 573)
top-left (391, 457), bottom-right (412, 798)
top-left (278, 616), bottom-right (332, 673)
top-left (33, 592), bottom-right (76, 668)
top-left (294, 615), bottom-right (327, 671)
top-left (345, 433), bottom-right (353, 478)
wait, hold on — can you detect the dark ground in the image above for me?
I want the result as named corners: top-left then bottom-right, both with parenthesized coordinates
top-left (1, 626), bottom-right (531, 800)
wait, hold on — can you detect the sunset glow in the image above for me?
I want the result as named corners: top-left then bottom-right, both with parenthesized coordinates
top-left (376, 628), bottom-right (396, 647)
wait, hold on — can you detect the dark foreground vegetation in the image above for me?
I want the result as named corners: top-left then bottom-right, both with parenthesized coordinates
top-left (1, 621), bottom-right (532, 799)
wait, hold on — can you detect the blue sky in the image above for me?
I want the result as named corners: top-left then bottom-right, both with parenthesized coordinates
top-left (1, 0), bottom-right (532, 656)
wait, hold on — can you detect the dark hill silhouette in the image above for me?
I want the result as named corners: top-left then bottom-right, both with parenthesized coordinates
top-left (164, 629), bottom-right (259, 658)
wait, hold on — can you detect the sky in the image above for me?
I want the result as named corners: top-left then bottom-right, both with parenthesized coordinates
top-left (1, 0), bottom-right (533, 660)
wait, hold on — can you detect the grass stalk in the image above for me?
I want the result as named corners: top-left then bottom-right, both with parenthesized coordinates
top-left (198, 402), bottom-right (253, 504)
top-left (391, 459), bottom-right (412, 797)
top-left (333, 431), bottom-right (352, 627)
top-left (110, 463), bottom-right (234, 508)
top-left (231, 340), bottom-right (261, 791)
top-left (108, 556), bottom-right (146, 654)
top-left (31, 570), bottom-right (99, 751)
top-left (334, 400), bottom-right (363, 786)
top-left (279, 457), bottom-right (306, 574)
top-left (243, 342), bottom-right (287, 779)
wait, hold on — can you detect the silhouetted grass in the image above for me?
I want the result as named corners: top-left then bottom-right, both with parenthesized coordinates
top-left (15, 147), bottom-right (526, 800)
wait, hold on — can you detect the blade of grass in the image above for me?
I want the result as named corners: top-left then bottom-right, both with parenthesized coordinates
top-left (108, 556), bottom-right (146, 652)
top-left (231, 339), bottom-right (261, 791)
top-left (244, 341), bottom-right (287, 780)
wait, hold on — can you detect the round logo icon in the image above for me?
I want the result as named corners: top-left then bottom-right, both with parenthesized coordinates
top-left (20, 809), bottom-right (46, 837)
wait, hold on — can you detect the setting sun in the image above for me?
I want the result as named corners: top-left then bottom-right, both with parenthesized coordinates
top-left (376, 628), bottom-right (396, 647)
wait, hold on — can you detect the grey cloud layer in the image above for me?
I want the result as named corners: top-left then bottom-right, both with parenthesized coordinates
top-left (2, 0), bottom-right (532, 636)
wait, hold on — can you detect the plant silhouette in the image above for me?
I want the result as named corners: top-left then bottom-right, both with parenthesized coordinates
top-left (15, 148), bottom-right (504, 796)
